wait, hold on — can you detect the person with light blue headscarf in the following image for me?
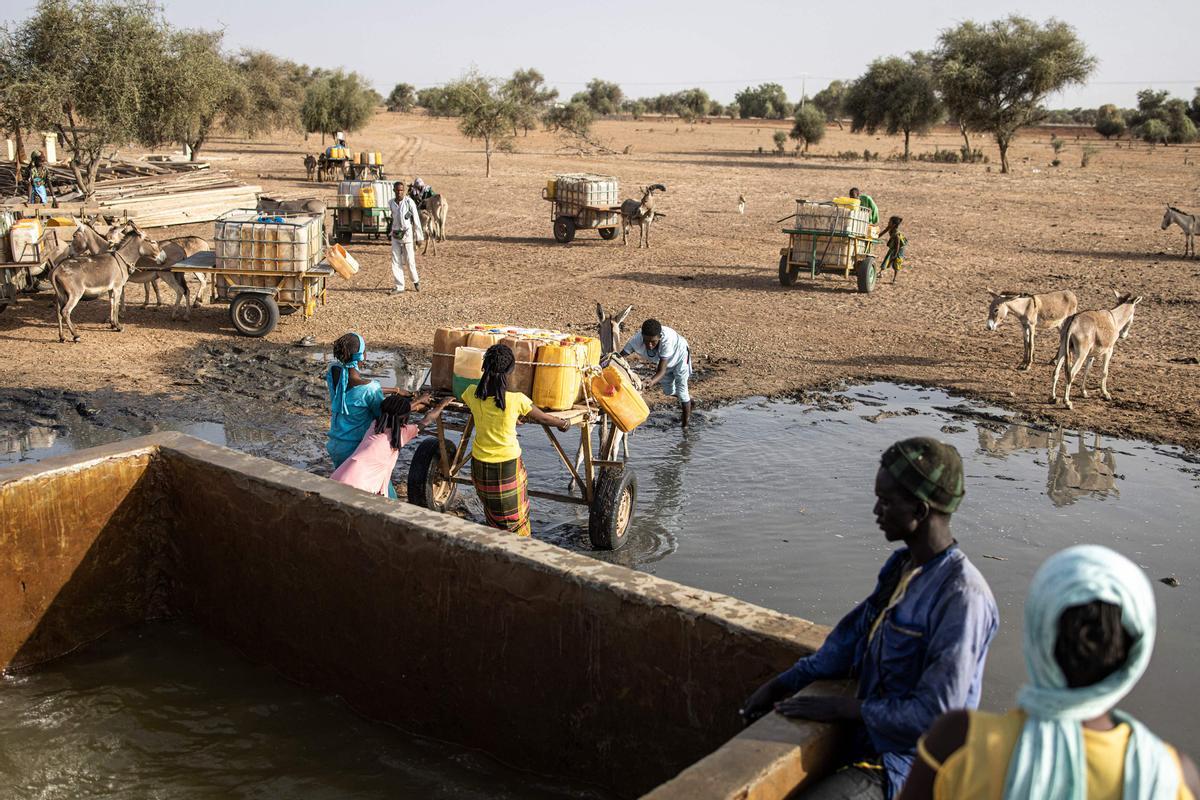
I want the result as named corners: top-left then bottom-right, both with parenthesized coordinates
top-left (898, 544), bottom-right (1199, 800)
top-left (325, 332), bottom-right (394, 495)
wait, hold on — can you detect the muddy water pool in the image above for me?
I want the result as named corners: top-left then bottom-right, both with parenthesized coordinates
top-left (4, 373), bottom-right (1199, 752)
top-left (0, 622), bottom-right (610, 799)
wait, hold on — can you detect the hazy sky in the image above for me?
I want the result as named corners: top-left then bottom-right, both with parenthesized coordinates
top-left (3, 0), bottom-right (1197, 108)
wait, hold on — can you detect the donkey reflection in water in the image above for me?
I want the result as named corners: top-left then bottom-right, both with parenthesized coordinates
top-left (52, 225), bottom-right (164, 342)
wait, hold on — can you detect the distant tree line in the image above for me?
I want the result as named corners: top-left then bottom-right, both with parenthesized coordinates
top-left (0, 0), bottom-right (379, 197)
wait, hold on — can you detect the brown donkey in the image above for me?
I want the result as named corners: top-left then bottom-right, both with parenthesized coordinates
top-left (1050, 291), bottom-right (1142, 409)
top-left (986, 289), bottom-right (1078, 370)
top-left (52, 225), bottom-right (163, 342)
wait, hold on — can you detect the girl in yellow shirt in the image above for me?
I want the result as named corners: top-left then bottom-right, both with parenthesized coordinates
top-left (462, 344), bottom-right (568, 536)
top-left (899, 545), bottom-right (1199, 800)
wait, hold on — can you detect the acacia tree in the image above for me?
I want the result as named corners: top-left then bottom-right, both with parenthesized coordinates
top-left (1094, 104), bottom-right (1126, 139)
top-left (446, 73), bottom-right (517, 176)
top-left (386, 82), bottom-right (415, 112)
top-left (812, 81), bottom-right (847, 129)
top-left (8, 0), bottom-right (171, 197)
top-left (301, 70), bottom-right (375, 142)
top-left (571, 78), bottom-right (623, 116)
top-left (0, 31), bottom-right (57, 164)
top-left (502, 68), bottom-right (557, 134)
top-left (141, 29), bottom-right (243, 160)
top-left (228, 51), bottom-right (312, 138)
top-left (790, 104), bottom-right (825, 152)
top-left (935, 17), bottom-right (1094, 173)
top-left (844, 54), bottom-right (942, 159)
top-left (735, 83), bottom-right (789, 119)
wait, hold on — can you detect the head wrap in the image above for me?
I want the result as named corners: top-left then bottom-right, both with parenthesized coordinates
top-left (1004, 545), bottom-right (1176, 800)
top-left (880, 437), bottom-right (964, 513)
top-left (414, 177), bottom-right (425, 190)
top-left (329, 333), bottom-right (365, 416)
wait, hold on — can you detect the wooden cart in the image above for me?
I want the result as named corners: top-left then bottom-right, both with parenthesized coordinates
top-left (777, 200), bottom-right (881, 293)
top-left (407, 398), bottom-right (637, 550)
top-left (174, 250), bottom-right (331, 337)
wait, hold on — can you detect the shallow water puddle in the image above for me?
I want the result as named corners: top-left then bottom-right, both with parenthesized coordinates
top-left (4, 380), bottom-right (1199, 750)
top-left (0, 622), bottom-right (610, 799)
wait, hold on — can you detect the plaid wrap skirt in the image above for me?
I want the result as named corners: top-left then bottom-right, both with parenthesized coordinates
top-left (471, 456), bottom-right (531, 537)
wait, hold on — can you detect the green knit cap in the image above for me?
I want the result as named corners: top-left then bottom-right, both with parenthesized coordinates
top-left (881, 437), bottom-right (965, 513)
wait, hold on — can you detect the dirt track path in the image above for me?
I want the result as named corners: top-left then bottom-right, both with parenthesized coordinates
top-left (2, 113), bottom-right (1198, 450)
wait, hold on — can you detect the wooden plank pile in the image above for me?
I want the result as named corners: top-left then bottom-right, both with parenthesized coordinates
top-left (1, 157), bottom-right (260, 228)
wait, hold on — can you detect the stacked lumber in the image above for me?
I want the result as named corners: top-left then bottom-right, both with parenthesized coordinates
top-left (0, 157), bottom-right (260, 228)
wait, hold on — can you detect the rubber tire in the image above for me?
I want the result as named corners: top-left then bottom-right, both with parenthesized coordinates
top-left (856, 255), bottom-right (877, 294)
top-left (407, 437), bottom-right (459, 512)
top-left (779, 254), bottom-right (798, 286)
top-left (598, 227), bottom-right (618, 240)
top-left (229, 293), bottom-right (280, 337)
top-left (553, 217), bottom-right (577, 244)
top-left (588, 466), bottom-right (637, 550)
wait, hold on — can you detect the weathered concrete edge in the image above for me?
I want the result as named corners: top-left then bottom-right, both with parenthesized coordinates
top-left (641, 683), bottom-right (856, 800)
top-left (143, 432), bottom-right (832, 652)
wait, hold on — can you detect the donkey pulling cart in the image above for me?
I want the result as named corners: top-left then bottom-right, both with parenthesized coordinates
top-left (777, 199), bottom-right (881, 293)
top-left (407, 397), bottom-right (638, 551)
top-left (543, 174), bottom-right (622, 244)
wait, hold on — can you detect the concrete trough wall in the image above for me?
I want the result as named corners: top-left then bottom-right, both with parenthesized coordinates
top-left (0, 434), bottom-right (844, 798)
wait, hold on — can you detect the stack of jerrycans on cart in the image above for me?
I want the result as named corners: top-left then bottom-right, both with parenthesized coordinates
top-left (432, 325), bottom-right (602, 411)
top-left (213, 210), bottom-right (324, 305)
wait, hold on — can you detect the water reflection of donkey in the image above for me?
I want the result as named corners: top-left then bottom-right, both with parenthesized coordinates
top-left (978, 424), bottom-right (1118, 506)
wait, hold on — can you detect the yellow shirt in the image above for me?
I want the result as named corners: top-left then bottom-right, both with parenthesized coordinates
top-left (462, 386), bottom-right (533, 464)
top-left (924, 709), bottom-right (1194, 800)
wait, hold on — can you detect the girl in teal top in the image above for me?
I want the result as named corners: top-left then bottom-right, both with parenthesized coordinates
top-left (326, 333), bottom-right (389, 488)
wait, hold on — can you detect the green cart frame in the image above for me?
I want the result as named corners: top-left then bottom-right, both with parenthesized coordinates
top-left (777, 205), bottom-right (881, 293)
top-left (332, 206), bottom-right (390, 244)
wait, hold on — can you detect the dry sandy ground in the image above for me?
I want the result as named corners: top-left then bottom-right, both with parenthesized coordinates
top-left (3, 113), bottom-right (1198, 448)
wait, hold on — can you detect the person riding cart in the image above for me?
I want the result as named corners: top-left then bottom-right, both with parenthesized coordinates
top-left (408, 177), bottom-right (435, 209)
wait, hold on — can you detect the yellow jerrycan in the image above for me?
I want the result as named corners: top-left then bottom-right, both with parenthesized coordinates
top-left (590, 364), bottom-right (649, 432)
top-left (533, 342), bottom-right (586, 411)
top-left (453, 346), bottom-right (485, 400)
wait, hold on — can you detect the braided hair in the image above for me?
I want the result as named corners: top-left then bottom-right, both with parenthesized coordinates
top-left (331, 332), bottom-right (363, 385)
top-left (479, 343), bottom-right (515, 410)
top-left (1054, 600), bottom-right (1135, 689)
top-left (374, 394), bottom-right (413, 449)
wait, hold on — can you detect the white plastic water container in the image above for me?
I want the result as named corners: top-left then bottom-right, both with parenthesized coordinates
top-left (9, 219), bottom-right (42, 263)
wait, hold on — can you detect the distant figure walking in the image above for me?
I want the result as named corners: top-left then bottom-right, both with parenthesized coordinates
top-left (388, 181), bottom-right (424, 294)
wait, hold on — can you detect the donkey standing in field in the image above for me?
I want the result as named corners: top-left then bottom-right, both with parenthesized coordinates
top-left (52, 225), bottom-right (163, 342)
top-left (418, 194), bottom-right (449, 255)
top-left (1162, 205), bottom-right (1197, 258)
top-left (304, 154), bottom-right (317, 181)
top-left (986, 288), bottom-right (1078, 370)
top-left (620, 184), bottom-right (666, 248)
top-left (569, 304), bottom-right (639, 492)
top-left (1050, 290), bottom-right (1142, 410)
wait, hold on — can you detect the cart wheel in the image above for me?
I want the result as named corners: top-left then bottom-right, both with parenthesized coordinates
top-left (855, 255), bottom-right (877, 294)
top-left (598, 227), bottom-right (618, 241)
top-left (588, 466), bottom-right (637, 550)
top-left (229, 293), bottom-right (280, 337)
top-left (553, 217), bottom-right (576, 244)
top-left (407, 437), bottom-right (459, 512)
top-left (778, 254), bottom-right (798, 286)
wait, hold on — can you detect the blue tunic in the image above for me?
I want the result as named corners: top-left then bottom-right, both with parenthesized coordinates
top-left (326, 370), bottom-right (384, 468)
top-left (776, 544), bottom-right (998, 798)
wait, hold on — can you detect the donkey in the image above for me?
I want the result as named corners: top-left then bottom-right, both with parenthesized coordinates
top-left (569, 304), bottom-right (638, 494)
top-left (316, 153), bottom-right (330, 182)
top-left (418, 194), bottom-right (449, 255)
top-left (258, 196), bottom-right (326, 216)
top-left (1051, 290), bottom-right (1142, 410)
top-left (123, 236), bottom-right (211, 319)
top-left (1161, 205), bottom-right (1197, 258)
top-left (620, 183), bottom-right (667, 248)
top-left (986, 288), bottom-right (1078, 370)
top-left (52, 225), bottom-right (164, 342)
top-left (303, 154), bottom-right (317, 181)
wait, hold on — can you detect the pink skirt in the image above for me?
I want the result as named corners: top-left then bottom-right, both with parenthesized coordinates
top-left (330, 424), bottom-right (418, 496)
